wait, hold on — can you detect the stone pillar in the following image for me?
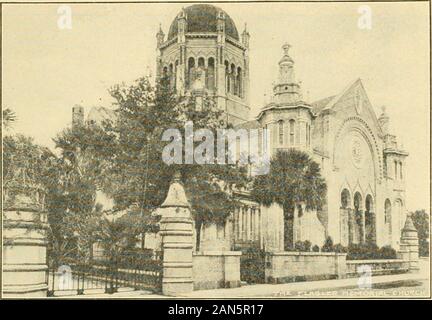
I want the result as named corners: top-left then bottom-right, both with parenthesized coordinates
top-left (246, 207), bottom-right (251, 241)
top-left (360, 210), bottom-right (366, 244)
top-left (238, 207), bottom-right (243, 241)
top-left (398, 215), bottom-right (419, 273)
top-left (3, 195), bottom-right (48, 297)
top-left (159, 173), bottom-right (194, 296)
top-left (348, 208), bottom-right (353, 245)
top-left (335, 253), bottom-right (347, 279)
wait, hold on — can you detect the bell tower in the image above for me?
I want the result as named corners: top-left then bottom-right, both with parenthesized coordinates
top-left (156, 4), bottom-right (250, 125)
top-left (273, 43), bottom-right (301, 105)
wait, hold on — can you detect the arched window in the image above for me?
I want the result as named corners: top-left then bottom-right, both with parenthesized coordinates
top-left (198, 57), bottom-right (205, 68)
top-left (169, 63), bottom-right (174, 89)
top-left (394, 160), bottom-right (398, 180)
top-left (187, 57), bottom-right (195, 89)
top-left (295, 120), bottom-right (300, 145)
top-left (341, 189), bottom-right (351, 209)
top-left (278, 120), bottom-right (284, 145)
top-left (236, 66), bottom-right (242, 97)
top-left (230, 64), bottom-right (236, 94)
top-left (289, 119), bottom-right (295, 145)
top-left (225, 61), bottom-right (230, 93)
top-left (354, 192), bottom-right (363, 211)
top-left (399, 161), bottom-right (403, 180)
top-left (385, 199), bottom-right (392, 225)
top-left (174, 60), bottom-right (179, 90)
top-left (395, 199), bottom-right (404, 231)
top-left (365, 195), bottom-right (375, 244)
top-left (207, 57), bottom-right (215, 90)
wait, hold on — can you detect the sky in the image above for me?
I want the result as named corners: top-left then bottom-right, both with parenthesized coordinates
top-left (2, 2), bottom-right (430, 211)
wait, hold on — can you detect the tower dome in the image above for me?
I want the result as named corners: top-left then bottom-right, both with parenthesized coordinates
top-left (167, 4), bottom-right (240, 41)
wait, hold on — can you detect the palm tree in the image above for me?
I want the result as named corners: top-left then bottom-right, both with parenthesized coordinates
top-left (251, 149), bottom-right (327, 250)
top-left (2, 108), bottom-right (17, 130)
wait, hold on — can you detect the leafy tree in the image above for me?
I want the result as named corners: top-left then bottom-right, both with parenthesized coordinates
top-left (251, 149), bottom-right (327, 250)
top-left (410, 209), bottom-right (430, 257)
top-left (1, 134), bottom-right (74, 262)
top-left (49, 123), bottom-right (116, 260)
top-left (57, 75), bottom-right (248, 252)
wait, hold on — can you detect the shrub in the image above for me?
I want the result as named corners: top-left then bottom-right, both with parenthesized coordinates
top-left (321, 236), bottom-right (334, 252)
top-left (419, 239), bottom-right (429, 257)
top-left (295, 240), bottom-right (312, 252)
top-left (312, 245), bottom-right (320, 252)
top-left (333, 243), bottom-right (348, 253)
top-left (346, 243), bottom-right (397, 260)
top-left (378, 245), bottom-right (397, 259)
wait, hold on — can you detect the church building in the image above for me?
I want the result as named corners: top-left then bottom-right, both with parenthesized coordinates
top-left (75, 4), bottom-right (409, 253)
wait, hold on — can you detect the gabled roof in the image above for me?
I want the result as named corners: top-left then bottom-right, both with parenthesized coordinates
top-left (311, 95), bottom-right (335, 114)
top-left (87, 106), bottom-right (117, 124)
top-left (310, 78), bottom-right (372, 115)
top-left (235, 120), bottom-right (260, 130)
top-left (322, 78), bottom-right (363, 112)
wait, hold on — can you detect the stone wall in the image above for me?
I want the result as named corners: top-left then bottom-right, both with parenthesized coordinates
top-left (346, 259), bottom-right (409, 277)
top-left (193, 251), bottom-right (241, 290)
top-left (265, 252), bottom-right (347, 283)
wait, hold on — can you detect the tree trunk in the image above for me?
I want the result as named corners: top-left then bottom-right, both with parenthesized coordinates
top-left (283, 205), bottom-right (294, 251)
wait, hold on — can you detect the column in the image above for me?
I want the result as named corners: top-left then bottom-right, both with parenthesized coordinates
top-left (159, 174), bottom-right (194, 296)
top-left (245, 207), bottom-right (250, 241)
top-left (360, 210), bottom-right (366, 244)
top-left (238, 207), bottom-right (243, 241)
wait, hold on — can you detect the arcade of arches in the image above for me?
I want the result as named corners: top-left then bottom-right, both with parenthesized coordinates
top-left (340, 189), bottom-right (376, 246)
top-left (162, 56), bottom-right (244, 97)
top-left (340, 189), bottom-right (405, 247)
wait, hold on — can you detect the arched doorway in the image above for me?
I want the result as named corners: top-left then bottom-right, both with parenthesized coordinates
top-left (365, 195), bottom-right (376, 244)
top-left (353, 192), bottom-right (364, 244)
top-left (340, 189), bottom-right (351, 246)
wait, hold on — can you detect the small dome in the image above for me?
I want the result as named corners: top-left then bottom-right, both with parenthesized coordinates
top-left (167, 4), bottom-right (240, 41)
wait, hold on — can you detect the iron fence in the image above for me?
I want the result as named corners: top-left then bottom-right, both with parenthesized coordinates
top-left (46, 250), bottom-right (163, 297)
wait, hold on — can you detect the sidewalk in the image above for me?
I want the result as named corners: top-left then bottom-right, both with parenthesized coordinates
top-left (180, 258), bottom-right (430, 298)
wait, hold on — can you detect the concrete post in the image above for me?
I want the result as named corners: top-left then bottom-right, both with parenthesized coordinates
top-left (159, 173), bottom-right (194, 296)
top-left (398, 215), bottom-right (419, 273)
top-left (3, 194), bottom-right (48, 297)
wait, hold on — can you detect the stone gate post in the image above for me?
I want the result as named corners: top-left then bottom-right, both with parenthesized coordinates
top-left (158, 173), bottom-right (194, 296)
top-left (3, 193), bottom-right (48, 297)
top-left (398, 215), bottom-right (419, 273)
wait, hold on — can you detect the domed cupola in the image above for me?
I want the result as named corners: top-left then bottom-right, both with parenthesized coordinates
top-left (167, 4), bottom-right (240, 41)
